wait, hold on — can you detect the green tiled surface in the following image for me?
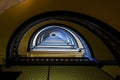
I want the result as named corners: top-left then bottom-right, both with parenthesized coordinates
top-left (2, 66), bottom-right (48, 80)
top-left (50, 66), bottom-right (114, 80)
top-left (102, 65), bottom-right (120, 78)
top-left (2, 66), bottom-right (114, 80)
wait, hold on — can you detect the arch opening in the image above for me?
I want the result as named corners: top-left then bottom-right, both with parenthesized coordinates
top-left (6, 11), bottom-right (120, 66)
top-left (28, 25), bottom-right (93, 60)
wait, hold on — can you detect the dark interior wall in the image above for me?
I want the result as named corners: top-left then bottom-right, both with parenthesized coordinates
top-left (0, 0), bottom-right (120, 64)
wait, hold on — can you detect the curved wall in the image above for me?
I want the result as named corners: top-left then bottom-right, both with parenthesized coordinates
top-left (1, 0), bottom-right (120, 64)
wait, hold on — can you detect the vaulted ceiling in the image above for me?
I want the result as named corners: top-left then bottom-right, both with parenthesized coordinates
top-left (0, 0), bottom-right (120, 62)
top-left (0, 0), bottom-right (120, 31)
top-left (0, 0), bottom-right (24, 14)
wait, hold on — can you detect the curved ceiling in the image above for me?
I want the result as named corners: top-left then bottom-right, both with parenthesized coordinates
top-left (0, 0), bottom-right (120, 64)
top-left (0, 0), bottom-right (24, 14)
top-left (0, 0), bottom-right (120, 31)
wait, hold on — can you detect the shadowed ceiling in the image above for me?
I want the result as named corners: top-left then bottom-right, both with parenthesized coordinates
top-left (0, 0), bottom-right (24, 14)
top-left (0, 0), bottom-right (120, 64)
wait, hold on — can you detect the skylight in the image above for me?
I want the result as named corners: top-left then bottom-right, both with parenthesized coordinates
top-left (30, 25), bottom-right (83, 51)
top-left (29, 25), bottom-right (93, 60)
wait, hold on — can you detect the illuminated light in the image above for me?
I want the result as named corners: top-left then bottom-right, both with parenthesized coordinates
top-left (50, 59), bottom-right (54, 61)
top-left (36, 59), bottom-right (39, 61)
top-left (29, 25), bottom-right (93, 61)
top-left (30, 25), bottom-right (83, 51)
top-left (46, 59), bottom-right (49, 61)
top-left (55, 59), bottom-right (59, 61)
top-left (60, 59), bottom-right (64, 61)
top-left (41, 59), bottom-right (44, 61)
top-left (70, 59), bottom-right (73, 61)
top-left (65, 59), bottom-right (69, 61)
